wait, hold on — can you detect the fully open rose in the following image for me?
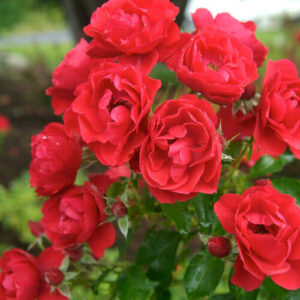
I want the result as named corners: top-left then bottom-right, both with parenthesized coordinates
top-left (215, 184), bottom-right (300, 291)
top-left (254, 59), bottom-right (300, 158)
top-left (140, 94), bottom-right (221, 203)
top-left (173, 26), bottom-right (258, 105)
top-left (64, 62), bottom-right (161, 166)
top-left (29, 122), bottom-right (82, 197)
top-left (41, 182), bottom-right (115, 258)
top-left (84, 0), bottom-right (180, 62)
top-left (192, 9), bottom-right (268, 67)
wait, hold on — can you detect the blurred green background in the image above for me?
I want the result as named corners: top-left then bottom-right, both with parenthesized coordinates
top-left (0, 0), bottom-right (299, 298)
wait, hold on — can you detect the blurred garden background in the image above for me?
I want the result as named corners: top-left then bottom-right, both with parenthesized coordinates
top-left (0, 0), bottom-right (300, 298)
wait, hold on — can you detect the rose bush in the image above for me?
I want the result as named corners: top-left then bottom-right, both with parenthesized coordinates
top-left (3, 0), bottom-right (300, 298)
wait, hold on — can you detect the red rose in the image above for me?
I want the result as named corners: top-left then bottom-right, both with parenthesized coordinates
top-left (215, 185), bottom-right (300, 291)
top-left (174, 26), bottom-right (258, 105)
top-left (64, 62), bottom-right (161, 166)
top-left (192, 9), bottom-right (268, 66)
top-left (254, 59), bottom-right (300, 158)
top-left (0, 249), bottom-right (41, 300)
top-left (140, 94), bottom-right (221, 203)
top-left (84, 0), bottom-right (180, 62)
top-left (46, 39), bottom-right (106, 115)
top-left (29, 122), bottom-right (82, 197)
top-left (0, 115), bottom-right (11, 133)
top-left (41, 182), bottom-right (115, 258)
top-left (218, 105), bottom-right (256, 141)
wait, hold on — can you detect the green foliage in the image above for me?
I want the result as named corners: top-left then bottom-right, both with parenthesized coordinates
top-left (249, 154), bottom-right (294, 179)
top-left (184, 251), bottom-right (225, 299)
top-left (116, 266), bottom-right (156, 300)
top-left (192, 193), bottom-right (225, 236)
top-left (136, 230), bottom-right (181, 281)
top-left (162, 202), bottom-right (191, 234)
top-left (272, 177), bottom-right (300, 205)
top-left (0, 171), bottom-right (41, 245)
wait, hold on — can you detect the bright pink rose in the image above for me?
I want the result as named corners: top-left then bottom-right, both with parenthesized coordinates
top-left (29, 122), bottom-right (82, 197)
top-left (84, 0), bottom-right (180, 62)
top-left (0, 115), bottom-right (11, 133)
top-left (0, 249), bottom-right (41, 300)
top-left (41, 182), bottom-right (115, 258)
top-left (140, 94), bottom-right (221, 203)
top-left (64, 62), bottom-right (161, 166)
top-left (215, 184), bottom-right (300, 291)
top-left (254, 59), bottom-right (300, 158)
top-left (218, 105), bottom-right (256, 141)
top-left (46, 39), bottom-right (105, 115)
top-left (174, 26), bottom-right (258, 105)
top-left (192, 9), bottom-right (268, 66)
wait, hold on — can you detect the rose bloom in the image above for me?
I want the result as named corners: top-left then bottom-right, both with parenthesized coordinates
top-left (218, 105), bottom-right (256, 141)
top-left (0, 249), bottom-right (41, 300)
top-left (192, 9), bottom-right (268, 67)
top-left (254, 59), bottom-right (300, 158)
top-left (215, 184), bottom-right (300, 291)
top-left (46, 39), bottom-right (106, 115)
top-left (29, 122), bottom-right (82, 197)
top-left (64, 62), bottom-right (161, 166)
top-left (41, 182), bottom-right (115, 258)
top-left (0, 115), bottom-right (11, 133)
top-left (174, 26), bottom-right (258, 105)
top-left (140, 94), bottom-right (221, 203)
top-left (84, 0), bottom-right (180, 62)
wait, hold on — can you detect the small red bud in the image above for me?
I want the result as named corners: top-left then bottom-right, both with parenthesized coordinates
top-left (112, 200), bottom-right (127, 217)
top-left (254, 179), bottom-right (273, 187)
top-left (64, 245), bottom-right (82, 262)
top-left (44, 268), bottom-right (64, 286)
top-left (241, 82), bottom-right (256, 100)
top-left (207, 236), bottom-right (231, 258)
top-left (28, 221), bottom-right (44, 238)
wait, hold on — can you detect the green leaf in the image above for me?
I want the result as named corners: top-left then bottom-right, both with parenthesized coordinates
top-left (118, 215), bottom-right (129, 238)
top-left (260, 277), bottom-right (288, 300)
top-left (184, 251), bottom-right (224, 299)
top-left (250, 154), bottom-right (294, 179)
top-left (192, 194), bottom-right (225, 235)
top-left (107, 182), bottom-right (126, 198)
top-left (135, 230), bottom-right (181, 281)
top-left (210, 294), bottom-right (235, 300)
top-left (59, 255), bottom-right (70, 273)
top-left (287, 289), bottom-right (300, 300)
top-left (162, 202), bottom-right (191, 234)
top-left (272, 177), bottom-right (300, 206)
top-left (91, 269), bottom-right (111, 295)
top-left (116, 266), bottom-right (156, 300)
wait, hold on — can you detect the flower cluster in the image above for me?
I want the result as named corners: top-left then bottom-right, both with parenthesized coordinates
top-left (2, 0), bottom-right (300, 298)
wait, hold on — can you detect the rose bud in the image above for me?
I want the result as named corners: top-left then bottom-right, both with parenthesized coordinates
top-left (241, 82), bottom-right (256, 100)
top-left (112, 200), bottom-right (127, 218)
top-left (207, 236), bottom-right (231, 258)
top-left (44, 268), bottom-right (64, 286)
